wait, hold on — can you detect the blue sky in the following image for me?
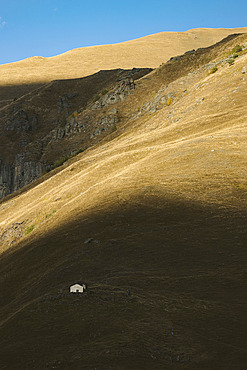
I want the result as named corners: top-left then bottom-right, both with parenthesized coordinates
top-left (0, 0), bottom-right (246, 65)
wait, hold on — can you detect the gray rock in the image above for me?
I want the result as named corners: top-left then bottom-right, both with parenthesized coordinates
top-left (91, 101), bottom-right (102, 110)
top-left (69, 117), bottom-right (75, 125)
top-left (4, 109), bottom-right (30, 133)
top-left (168, 55), bottom-right (182, 62)
top-left (0, 220), bottom-right (26, 243)
top-left (0, 156), bottom-right (46, 199)
top-left (53, 127), bottom-right (65, 140)
top-left (242, 66), bottom-right (247, 74)
top-left (31, 115), bottom-right (38, 131)
top-left (0, 160), bottom-right (13, 198)
top-left (185, 49), bottom-right (195, 54)
top-left (91, 78), bottom-right (135, 110)
top-left (84, 238), bottom-right (94, 244)
top-left (67, 92), bottom-right (77, 99)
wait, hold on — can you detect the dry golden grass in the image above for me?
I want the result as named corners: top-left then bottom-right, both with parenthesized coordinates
top-left (1, 38), bottom-right (247, 249)
top-left (1, 32), bottom-right (247, 369)
top-left (0, 27), bottom-right (246, 101)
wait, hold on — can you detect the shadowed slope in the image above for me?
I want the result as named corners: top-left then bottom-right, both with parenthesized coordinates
top-left (0, 196), bottom-right (247, 369)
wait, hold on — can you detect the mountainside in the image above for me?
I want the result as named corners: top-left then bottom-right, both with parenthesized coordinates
top-left (0, 32), bottom-right (247, 369)
top-left (1, 27), bottom-right (247, 104)
top-left (0, 33), bottom-right (246, 200)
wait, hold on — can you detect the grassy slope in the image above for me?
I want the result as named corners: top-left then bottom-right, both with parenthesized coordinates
top-left (0, 35), bottom-right (247, 369)
top-left (0, 27), bottom-right (247, 101)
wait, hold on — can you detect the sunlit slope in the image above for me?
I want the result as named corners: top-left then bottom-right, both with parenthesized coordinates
top-left (0, 27), bottom-right (246, 101)
top-left (1, 48), bottom-right (247, 250)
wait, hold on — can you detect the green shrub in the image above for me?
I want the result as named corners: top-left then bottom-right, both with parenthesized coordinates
top-left (210, 66), bottom-right (218, 74)
top-left (232, 52), bottom-right (239, 59)
top-left (101, 89), bottom-right (108, 95)
top-left (42, 169), bottom-right (50, 176)
top-left (70, 148), bottom-right (85, 158)
top-left (232, 45), bottom-right (242, 53)
top-left (74, 148), bottom-right (85, 155)
top-left (93, 94), bottom-right (100, 102)
top-left (53, 155), bottom-right (69, 169)
top-left (25, 225), bottom-right (36, 235)
top-left (45, 210), bottom-right (56, 219)
top-left (227, 58), bottom-right (235, 65)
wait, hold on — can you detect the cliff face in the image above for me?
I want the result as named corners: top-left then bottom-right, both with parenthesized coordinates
top-left (0, 68), bottom-right (152, 199)
top-left (0, 160), bottom-right (12, 198)
top-left (0, 158), bottom-right (45, 198)
top-left (13, 156), bottom-right (45, 193)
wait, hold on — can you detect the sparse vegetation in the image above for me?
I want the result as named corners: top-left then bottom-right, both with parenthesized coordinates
top-left (232, 45), bottom-right (242, 53)
top-left (53, 155), bottom-right (69, 169)
top-left (45, 210), bottom-right (56, 219)
top-left (71, 148), bottom-right (86, 157)
top-left (25, 225), bottom-right (36, 235)
top-left (50, 148), bottom-right (86, 172)
top-left (101, 89), bottom-right (108, 95)
top-left (210, 66), bottom-right (218, 74)
top-left (227, 58), bottom-right (235, 65)
top-left (226, 45), bottom-right (243, 65)
top-left (93, 94), bottom-right (100, 102)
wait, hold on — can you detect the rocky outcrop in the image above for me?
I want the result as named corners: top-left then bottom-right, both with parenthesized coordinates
top-left (57, 93), bottom-right (77, 115)
top-left (0, 160), bottom-right (13, 198)
top-left (13, 155), bottom-right (45, 192)
top-left (0, 104), bottom-right (119, 198)
top-left (138, 87), bottom-right (176, 115)
top-left (4, 109), bottom-right (39, 133)
top-left (0, 220), bottom-right (27, 246)
top-left (0, 156), bottom-right (45, 198)
top-left (0, 68), bottom-right (153, 199)
top-left (91, 78), bottom-right (135, 110)
top-left (90, 113), bottom-right (119, 139)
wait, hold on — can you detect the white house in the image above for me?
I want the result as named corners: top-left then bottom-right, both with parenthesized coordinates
top-left (69, 282), bottom-right (87, 293)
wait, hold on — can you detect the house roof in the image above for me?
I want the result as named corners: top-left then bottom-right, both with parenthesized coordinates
top-left (70, 281), bottom-right (86, 287)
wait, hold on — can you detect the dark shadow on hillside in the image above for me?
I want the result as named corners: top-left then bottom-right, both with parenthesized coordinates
top-left (1, 194), bottom-right (247, 369)
top-left (0, 83), bottom-right (46, 103)
top-left (0, 67), bottom-right (153, 105)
